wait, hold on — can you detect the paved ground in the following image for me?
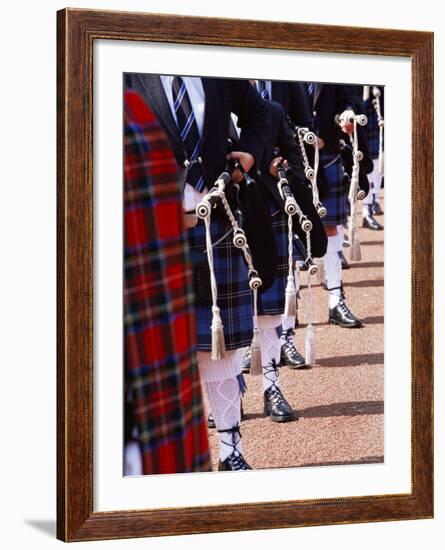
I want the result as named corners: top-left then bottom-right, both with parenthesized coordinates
top-left (205, 197), bottom-right (384, 471)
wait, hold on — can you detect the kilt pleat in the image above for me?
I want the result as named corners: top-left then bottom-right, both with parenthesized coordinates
top-left (257, 201), bottom-right (304, 316)
top-left (364, 99), bottom-right (381, 159)
top-left (320, 152), bottom-right (348, 226)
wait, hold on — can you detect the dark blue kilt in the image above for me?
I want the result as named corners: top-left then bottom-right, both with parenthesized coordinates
top-left (187, 213), bottom-right (253, 351)
top-left (364, 99), bottom-right (380, 159)
top-left (320, 152), bottom-right (348, 226)
top-left (257, 203), bottom-right (304, 316)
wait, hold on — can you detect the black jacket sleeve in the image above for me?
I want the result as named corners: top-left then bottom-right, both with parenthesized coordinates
top-left (230, 80), bottom-right (270, 168)
top-left (288, 82), bottom-right (313, 128)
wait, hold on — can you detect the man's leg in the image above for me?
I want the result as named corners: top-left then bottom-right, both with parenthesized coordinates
top-left (279, 264), bottom-right (306, 368)
top-left (258, 315), bottom-right (295, 422)
top-left (362, 159), bottom-right (383, 230)
top-left (324, 225), bottom-right (362, 328)
top-left (372, 171), bottom-right (384, 215)
top-left (198, 350), bottom-right (251, 470)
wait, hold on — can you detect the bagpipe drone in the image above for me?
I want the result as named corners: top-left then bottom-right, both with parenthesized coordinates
top-left (287, 118), bottom-right (327, 219)
top-left (335, 110), bottom-right (369, 261)
top-left (273, 155), bottom-right (318, 365)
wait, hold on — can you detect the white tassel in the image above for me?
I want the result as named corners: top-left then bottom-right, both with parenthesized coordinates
top-left (250, 328), bottom-right (262, 376)
top-left (283, 213), bottom-right (297, 317)
top-left (349, 229), bottom-right (362, 262)
top-left (211, 306), bottom-right (225, 360)
top-left (305, 269), bottom-right (316, 366)
top-left (347, 116), bottom-right (364, 264)
top-left (317, 259), bottom-right (326, 285)
top-left (203, 214), bottom-right (226, 360)
top-left (305, 323), bottom-right (315, 366)
top-left (284, 275), bottom-right (297, 317)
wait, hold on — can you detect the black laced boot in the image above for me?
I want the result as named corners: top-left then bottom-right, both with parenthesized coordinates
top-left (363, 205), bottom-right (383, 230)
top-left (263, 360), bottom-right (296, 422)
top-left (241, 347), bottom-right (251, 374)
top-left (338, 250), bottom-right (350, 269)
top-left (328, 286), bottom-right (363, 328)
top-left (372, 197), bottom-right (383, 215)
top-left (218, 424), bottom-right (252, 471)
top-left (280, 328), bottom-right (306, 369)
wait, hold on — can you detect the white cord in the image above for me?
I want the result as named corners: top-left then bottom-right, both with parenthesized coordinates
top-left (372, 86), bottom-right (384, 175)
top-left (345, 114), bottom-right (367, 261)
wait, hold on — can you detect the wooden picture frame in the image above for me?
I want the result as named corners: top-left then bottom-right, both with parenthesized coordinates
top-left (57, 8), bottom-right (434, 542)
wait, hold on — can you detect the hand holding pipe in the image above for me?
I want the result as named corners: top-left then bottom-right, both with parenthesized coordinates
top-left (226, 138), bottom-right (255, 187)
top-left (273, 152), bottom-right (299, 217)
top-left (227, 157), bottom-right (255, 187)
top-left (336, 111), bottom-right (368, 127)
top-left (196, 171), bottom-right (231, 219)
top-left (297, 127), bottom-right (317, 145)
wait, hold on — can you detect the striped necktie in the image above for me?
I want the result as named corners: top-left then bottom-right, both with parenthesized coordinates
top-left (171, 76), bottom-right (205, 192)
top-left (258, 80), bottom-right (270, 100)
top-left (307, 82), bottom-right (314, 100)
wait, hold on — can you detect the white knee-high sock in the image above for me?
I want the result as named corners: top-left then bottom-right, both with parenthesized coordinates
top-left (258, 316), bottom-right (282, 392)
top-left (198, 351), bottom-right (243, 461)
top-left (124, 441), bottom-right (143, 476)
top-left (374, 174), bottom-right (383, 199)
top-left (363, 186), bottom-right (374, 207)
top-left (336, 225), bottom-right (345, 244)
top-left (324, 234), bottom-right (343, 308)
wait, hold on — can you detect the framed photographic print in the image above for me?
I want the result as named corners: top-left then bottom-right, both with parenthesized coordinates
top-left (57, 8), bottom-right (433, 542)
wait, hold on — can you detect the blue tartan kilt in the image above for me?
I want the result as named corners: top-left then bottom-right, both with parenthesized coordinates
top-left (320, 152), bottom-right (348, 226)
top-left (257, 204), bottom-right (304, 316)
top-left (186, 212), bottom-right (253, 351)
top-left (366, 129), bottom-right (380, 160)
top-left (364, 101), bottom-right (381, 159)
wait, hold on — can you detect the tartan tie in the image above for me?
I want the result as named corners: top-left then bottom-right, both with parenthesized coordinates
top-left (171, 76), bottom-right (205, 192)
top-left (258, 80), bottom-right (270, 100)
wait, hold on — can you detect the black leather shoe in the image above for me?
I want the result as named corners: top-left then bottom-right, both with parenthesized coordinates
top-left (280, 328), bottom-right (306, 369)
top-left (329, 299), bottom-right (363, 328)
top-left (207, 413), bottom-right (216, 429)
top-left (362, 214), bottom-right (383, 230)
top-left (241, 347), bottom-right (251, 374)
top-left (218, 451), bottom-right (252, 471)
top-left (263, 386), bottom-right (295, 422)
top-left (372, 199), bottom-right (383, 216)
top-left (338, 250), bottom-right (350, 269)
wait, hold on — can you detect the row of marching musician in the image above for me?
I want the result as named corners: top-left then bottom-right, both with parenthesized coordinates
top-left (123, 75), bottom-right (384, 474)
